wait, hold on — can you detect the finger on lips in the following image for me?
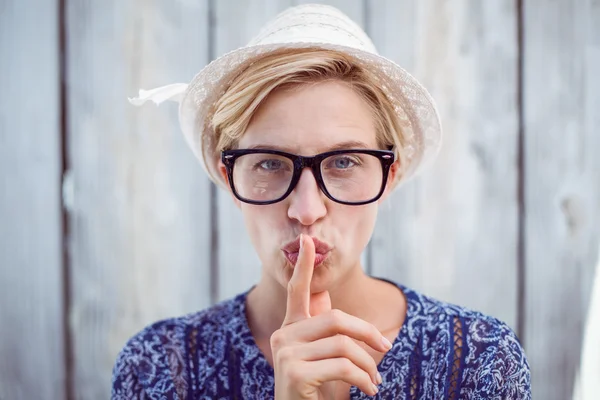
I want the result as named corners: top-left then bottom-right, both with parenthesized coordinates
top-left (283, 233), bottom-right (315, 325)
top-left (277, 233), bottom-right (390, 396)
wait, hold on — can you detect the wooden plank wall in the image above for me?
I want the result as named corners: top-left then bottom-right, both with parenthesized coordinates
top-left (65, 1), bottom-right (212, 398)
top-left (523, 1), bottom-right (600, 398)
top-left (214, 0), bottom-right (293, 301)
top-left (0, 1), bottom-right (598, 399)
top-left (215, 0), bottom-right (368, 301)
top-left (369, 0), bottom-right (520, 330)
top-left (0, 1), bottom-right (66, 399)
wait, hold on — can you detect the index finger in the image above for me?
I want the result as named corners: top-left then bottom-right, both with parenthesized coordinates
top-left (283, 234), bottom-right (315, 326)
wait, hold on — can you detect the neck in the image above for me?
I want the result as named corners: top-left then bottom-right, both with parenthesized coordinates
top-left (245, 264), bottom-right (399, 342)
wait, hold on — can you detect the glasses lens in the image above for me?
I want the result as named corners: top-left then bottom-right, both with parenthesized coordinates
top-left (321, 153), bottom-right (383, 203)
top-left (232, 153), bottom-right (294, 202)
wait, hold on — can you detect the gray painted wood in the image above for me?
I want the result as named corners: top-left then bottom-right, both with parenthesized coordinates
top-left (215, 0), bottom-right (294, 301)
top-left (0, 1), bottom-right (598, 396)
top-left (215, 0), bottom-right (367, 302)
top-left (293, 0), bottom-right (365, 26)
top-left (368, 0), bottom-right (520, 330)
top-left (0, 1), bottom-right (65, 399)
top-left (65, 1), bottom-right (212, 398)
top-left (292, 0), bottom-right (369, 270)
top-left (523, 1), bottom-right (600, 398)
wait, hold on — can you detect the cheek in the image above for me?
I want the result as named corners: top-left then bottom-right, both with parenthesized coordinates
top-left (330, 204), bottom-right (378, 255)
top-left (240, 204), bottom-right (289, 259)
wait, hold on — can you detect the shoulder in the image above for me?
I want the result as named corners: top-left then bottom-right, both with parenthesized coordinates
top-left (401, 285), bottom-right (531, 398)
top-left (114, 293), bottom-right (243, 363)
top-left (402, 283), bottom-right (517, 337)
top-left (111, 293), bottom-right (246, 399)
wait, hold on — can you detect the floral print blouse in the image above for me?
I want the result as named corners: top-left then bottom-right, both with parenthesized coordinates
top-left (112, 280), bottom-right (531, 399)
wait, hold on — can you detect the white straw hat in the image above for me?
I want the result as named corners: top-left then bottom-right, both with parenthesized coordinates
top-left (130, 3), bottom-right (442, 189)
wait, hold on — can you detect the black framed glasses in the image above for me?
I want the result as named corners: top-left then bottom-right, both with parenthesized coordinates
top-left (221, 148), bottom-right (395, 205)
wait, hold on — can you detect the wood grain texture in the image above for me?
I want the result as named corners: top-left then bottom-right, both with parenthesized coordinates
top-left (1, 1), bottom-right (597, 396)
top-left (291, 0), bottom-right (370, 270)
top-left (65, 1), bottom-right (212, 397)
top-left (214, 0), bottom-right (294, 302)
top-left (293, 0), bottom-right (365, 25)
top-left (215, 0), bottom-right (367, 301)
top-left (0, 1), bottom-right (65, 399)
top-left (523, 0), bottom-right (600, 398)
top-left (368, 0), bottom-right (520, 330)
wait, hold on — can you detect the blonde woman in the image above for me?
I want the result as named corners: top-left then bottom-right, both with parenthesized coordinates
top-left (113, 4), bottom-right (531, 399)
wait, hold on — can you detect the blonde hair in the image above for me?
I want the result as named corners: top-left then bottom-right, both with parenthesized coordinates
top-left (210, 48), bottom-right (408, 175)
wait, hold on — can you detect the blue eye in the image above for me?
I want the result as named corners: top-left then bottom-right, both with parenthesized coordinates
top-left (258, 159), bottom-right (283, 171)
top-left (329, 156), bottom-right (357, 169)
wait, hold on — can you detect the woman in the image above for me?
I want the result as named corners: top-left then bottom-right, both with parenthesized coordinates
top-left (114, 4), bottom-right (531, 399)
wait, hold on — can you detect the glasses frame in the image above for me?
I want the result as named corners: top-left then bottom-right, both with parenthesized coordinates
top-left (221, 148), bottom-right (395, 206)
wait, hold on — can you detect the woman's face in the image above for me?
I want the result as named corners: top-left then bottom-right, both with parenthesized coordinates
top-left (220, 80), bottom-right (397, 293)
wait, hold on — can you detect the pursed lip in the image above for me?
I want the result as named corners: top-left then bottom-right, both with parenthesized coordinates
top-left (282, 236), bottom-right (332, 267)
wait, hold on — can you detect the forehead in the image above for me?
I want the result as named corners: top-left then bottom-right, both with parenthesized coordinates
top-left (237, 80), bottom-right (377, 154)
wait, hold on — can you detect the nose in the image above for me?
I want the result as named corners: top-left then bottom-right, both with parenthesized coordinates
top-left (287, 168), bottom-right (327, 226)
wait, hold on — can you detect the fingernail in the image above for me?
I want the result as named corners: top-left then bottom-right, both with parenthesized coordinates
top-left (372, 383), bottom-right (379, 394)
top-left (381, 336), bottom-right (393, 350)
top-left (376, 372), bottom-right (383, 385)
top-left (299, 234), bottom-right (304, 250)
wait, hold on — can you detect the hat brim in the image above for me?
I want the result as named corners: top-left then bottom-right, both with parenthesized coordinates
top-left (178, 41), bottom-right (442, 190)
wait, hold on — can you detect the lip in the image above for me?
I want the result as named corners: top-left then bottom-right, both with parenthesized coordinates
top-left (282, 236), bottom-right (332, 267)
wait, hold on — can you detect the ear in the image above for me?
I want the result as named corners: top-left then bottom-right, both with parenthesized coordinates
top-left (378, 160), bottom-right (400, 204)
top-left (218, 160), bottom-right (242, 209)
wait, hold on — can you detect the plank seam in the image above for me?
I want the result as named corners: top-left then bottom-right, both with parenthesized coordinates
top-left (363, 0), bottom-right (373, 277)
top-left (516, 0), bottom-right (527, 346)
top-left (59, 0), bottom-right (74, 398)
top-left (208, 0), bottom-right (220, 305)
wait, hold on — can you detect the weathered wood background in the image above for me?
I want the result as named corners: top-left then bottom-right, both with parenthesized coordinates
top-left (1, 0), bottom-right (598, 399)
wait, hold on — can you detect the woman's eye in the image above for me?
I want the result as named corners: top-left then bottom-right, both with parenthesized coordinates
top-left (329, 156), bottom-right (357, 169)
top-left (258, 159), bottom-right (283, 171)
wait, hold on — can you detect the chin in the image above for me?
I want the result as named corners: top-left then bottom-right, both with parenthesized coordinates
top-left (307, 261), bottom-right (338, 292)
top-left (308, 277), bottom-right (334, 293)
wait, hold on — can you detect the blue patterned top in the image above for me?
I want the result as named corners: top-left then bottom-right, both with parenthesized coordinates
top-left (112, 280), bottom-right (531, 399)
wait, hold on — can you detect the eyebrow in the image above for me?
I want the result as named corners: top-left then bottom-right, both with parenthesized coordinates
top-left (245, 140), bottom-right (371, 153)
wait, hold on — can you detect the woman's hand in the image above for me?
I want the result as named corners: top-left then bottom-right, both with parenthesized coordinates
top-left (271, 234), bottom-right (392, 399)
